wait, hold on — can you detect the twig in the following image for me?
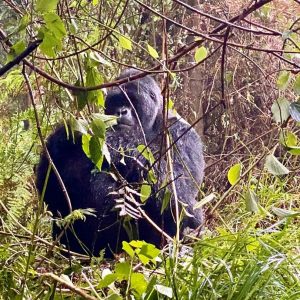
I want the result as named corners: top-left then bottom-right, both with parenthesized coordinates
top-left (40, 273), bottom-right (98, 300)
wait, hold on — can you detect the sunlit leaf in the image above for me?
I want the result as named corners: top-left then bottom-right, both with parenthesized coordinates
top-left (122, 241), bottom-right (135, 258)
top-left (98, 273), bottom-right (117, 288)
top-left (44, 13), bottom-right (67, 38)
top-left (130, 273), bottom-right (147, 296)
top-left (137, 144), bottom-right (155, 164)
top-left (265, 154), bottom-right (289, 175)
top-left (194, 46), bottom-right (208, 63)
top-left (140, 182), bottom-right (151, 203)
top-left (115, 262), bottom-right (130, 279)
top-left (147, 44), bottom-right (159, 59)
top-left (119, 35), bottom-right (132, 51)
top-left (227, 163), bottom-right (242, 185)
top-left (279, 130), bottom-right (297, 148)
top-left (36, 0), bottom-right (59, 12)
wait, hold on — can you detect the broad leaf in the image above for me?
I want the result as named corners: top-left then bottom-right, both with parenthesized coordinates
top-left (140, 182), bottom-right (151, 203)
top-left (130, 273), bottom-right (147, 296)
top-left (227, 163), bottom-right (242, 185)
top-left (195, 46), bottom-right (208, 63)
top-left (147, 44), bottom-right (159, 59)
top-left (154, 285), bottom-right (173, 298)
top-left (265, 154), bottom-right (289, 175)
top-left (36, 0), bottom-right (59, 12)
top-left (91, 119), bottom-right (106, 139)
top-left (276, 71), bottom-right (290, 90)
top-left (279, 130), bottom-right (297, 148)
top-left (119, 35), bottom-right (132, 51)
top-left (271, 98), bottom-right (290, 123)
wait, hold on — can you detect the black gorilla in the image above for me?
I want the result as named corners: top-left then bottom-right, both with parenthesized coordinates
top-left (36, 69), bottom-right (205, 256)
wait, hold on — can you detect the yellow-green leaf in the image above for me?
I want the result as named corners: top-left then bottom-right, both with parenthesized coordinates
top-left (36, 0), bottom-right (59, 12)
top-left (227, 163), bottom-right (242, 185)
top-left (140, 182), bottom-right (151, 203)
top-left (119, 35), bottom-right (132, 51)
top-left (194, 46), bottom-right (208, 63)
top-left (147, 44), bottom-right (159, 59)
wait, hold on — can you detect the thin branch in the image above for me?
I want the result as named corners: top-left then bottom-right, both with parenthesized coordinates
top-left (0, 39), bottom-right (41, 76)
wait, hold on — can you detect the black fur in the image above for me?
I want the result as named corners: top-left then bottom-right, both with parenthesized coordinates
top-left (36, 70), bottom-right (205, 256)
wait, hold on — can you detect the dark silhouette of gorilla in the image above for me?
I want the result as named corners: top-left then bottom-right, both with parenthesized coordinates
top-left (36, 69), bottom-right (205, 257)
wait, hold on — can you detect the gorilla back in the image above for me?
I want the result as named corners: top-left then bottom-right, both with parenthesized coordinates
top-left (36, 70), bottom-right (205, 257)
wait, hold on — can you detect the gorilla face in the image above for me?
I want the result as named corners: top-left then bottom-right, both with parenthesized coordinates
top-left (105, 70), bottom-right (163, 133)
top-left (104, 94), bottom-right (136, 130)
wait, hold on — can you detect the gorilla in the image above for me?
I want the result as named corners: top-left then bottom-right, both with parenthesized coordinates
top-left (36, 69), bottom-right (205, 257)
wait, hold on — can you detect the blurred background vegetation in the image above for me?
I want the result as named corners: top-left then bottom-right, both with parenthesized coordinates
top-left (0, 0), bottom-right (300, 299)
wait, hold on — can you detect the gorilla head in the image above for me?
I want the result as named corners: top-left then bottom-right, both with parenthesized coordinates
top-left (105, 69), bottom-right (163, 133)
top-left (36, 69), bottom-right (204, 257)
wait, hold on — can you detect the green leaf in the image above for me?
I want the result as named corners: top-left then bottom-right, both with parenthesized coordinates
top-left (115, 262), bottom-right (130, 280)
top-left (288, 147), bottom-right (300, 155)
top-left (130, 273), bottom-right (147, 296)
top-left (39, 31), bottom-right (58, 57)
top-left (137, 144), bottom-right (155, 164)
top-left (289, 102), bottom-right (300, 122)
top-left (245, 190), bottom-right (259, 213)
top-left (147, 44), bottom-right (159, 59)
top-left (36, 0), bottom-right (59, 12)
top-left (19, 14), bottom-right (30, 31)
top-left (294, 75), bottom-right (300, 95)
top-left (265, 154), bottom-right (289, 175)
top-left (279, 130), bottom-right (297, 147)
top-left (129, 240), bottom-right (144, 248)
top-left (122, 241), bottom-right (135, 258)
top-left (86, 67), bottom-right (105, 107)
top-left (89, 136), bottom-right (104, 169)
top-left (98, 273), bottom-right (117, 288)
top-left (44, 13), bottom-right (66, 38)
top-left (161, 188), bottom-right (171, 213)
top-left (12, 41), bottom-right (26, 56)
top-left (227, 163), bottom-right (242, 185)
top-left (194, 46), bottom-right (208, 63)
top-left (138, 243), bottom-right (160, 265)
top-left (82, 133), bottom-right (91, 158)
top-left (74, 79), bottom-right (88, 111)
top-left (118, 35), bottom-right (132, 51)
top-left (154, 285), bottom-right (173, 298)
top-left (38, 13), bottom-right (66, 57)
top-left (276, 71), bottom-right (290, 90)
top-left (140, 182), bottom-right (151, 203)
top-left (271, 98), bottom-right (290, 123)
top-left (91, 119), bottom-right (106, 139)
